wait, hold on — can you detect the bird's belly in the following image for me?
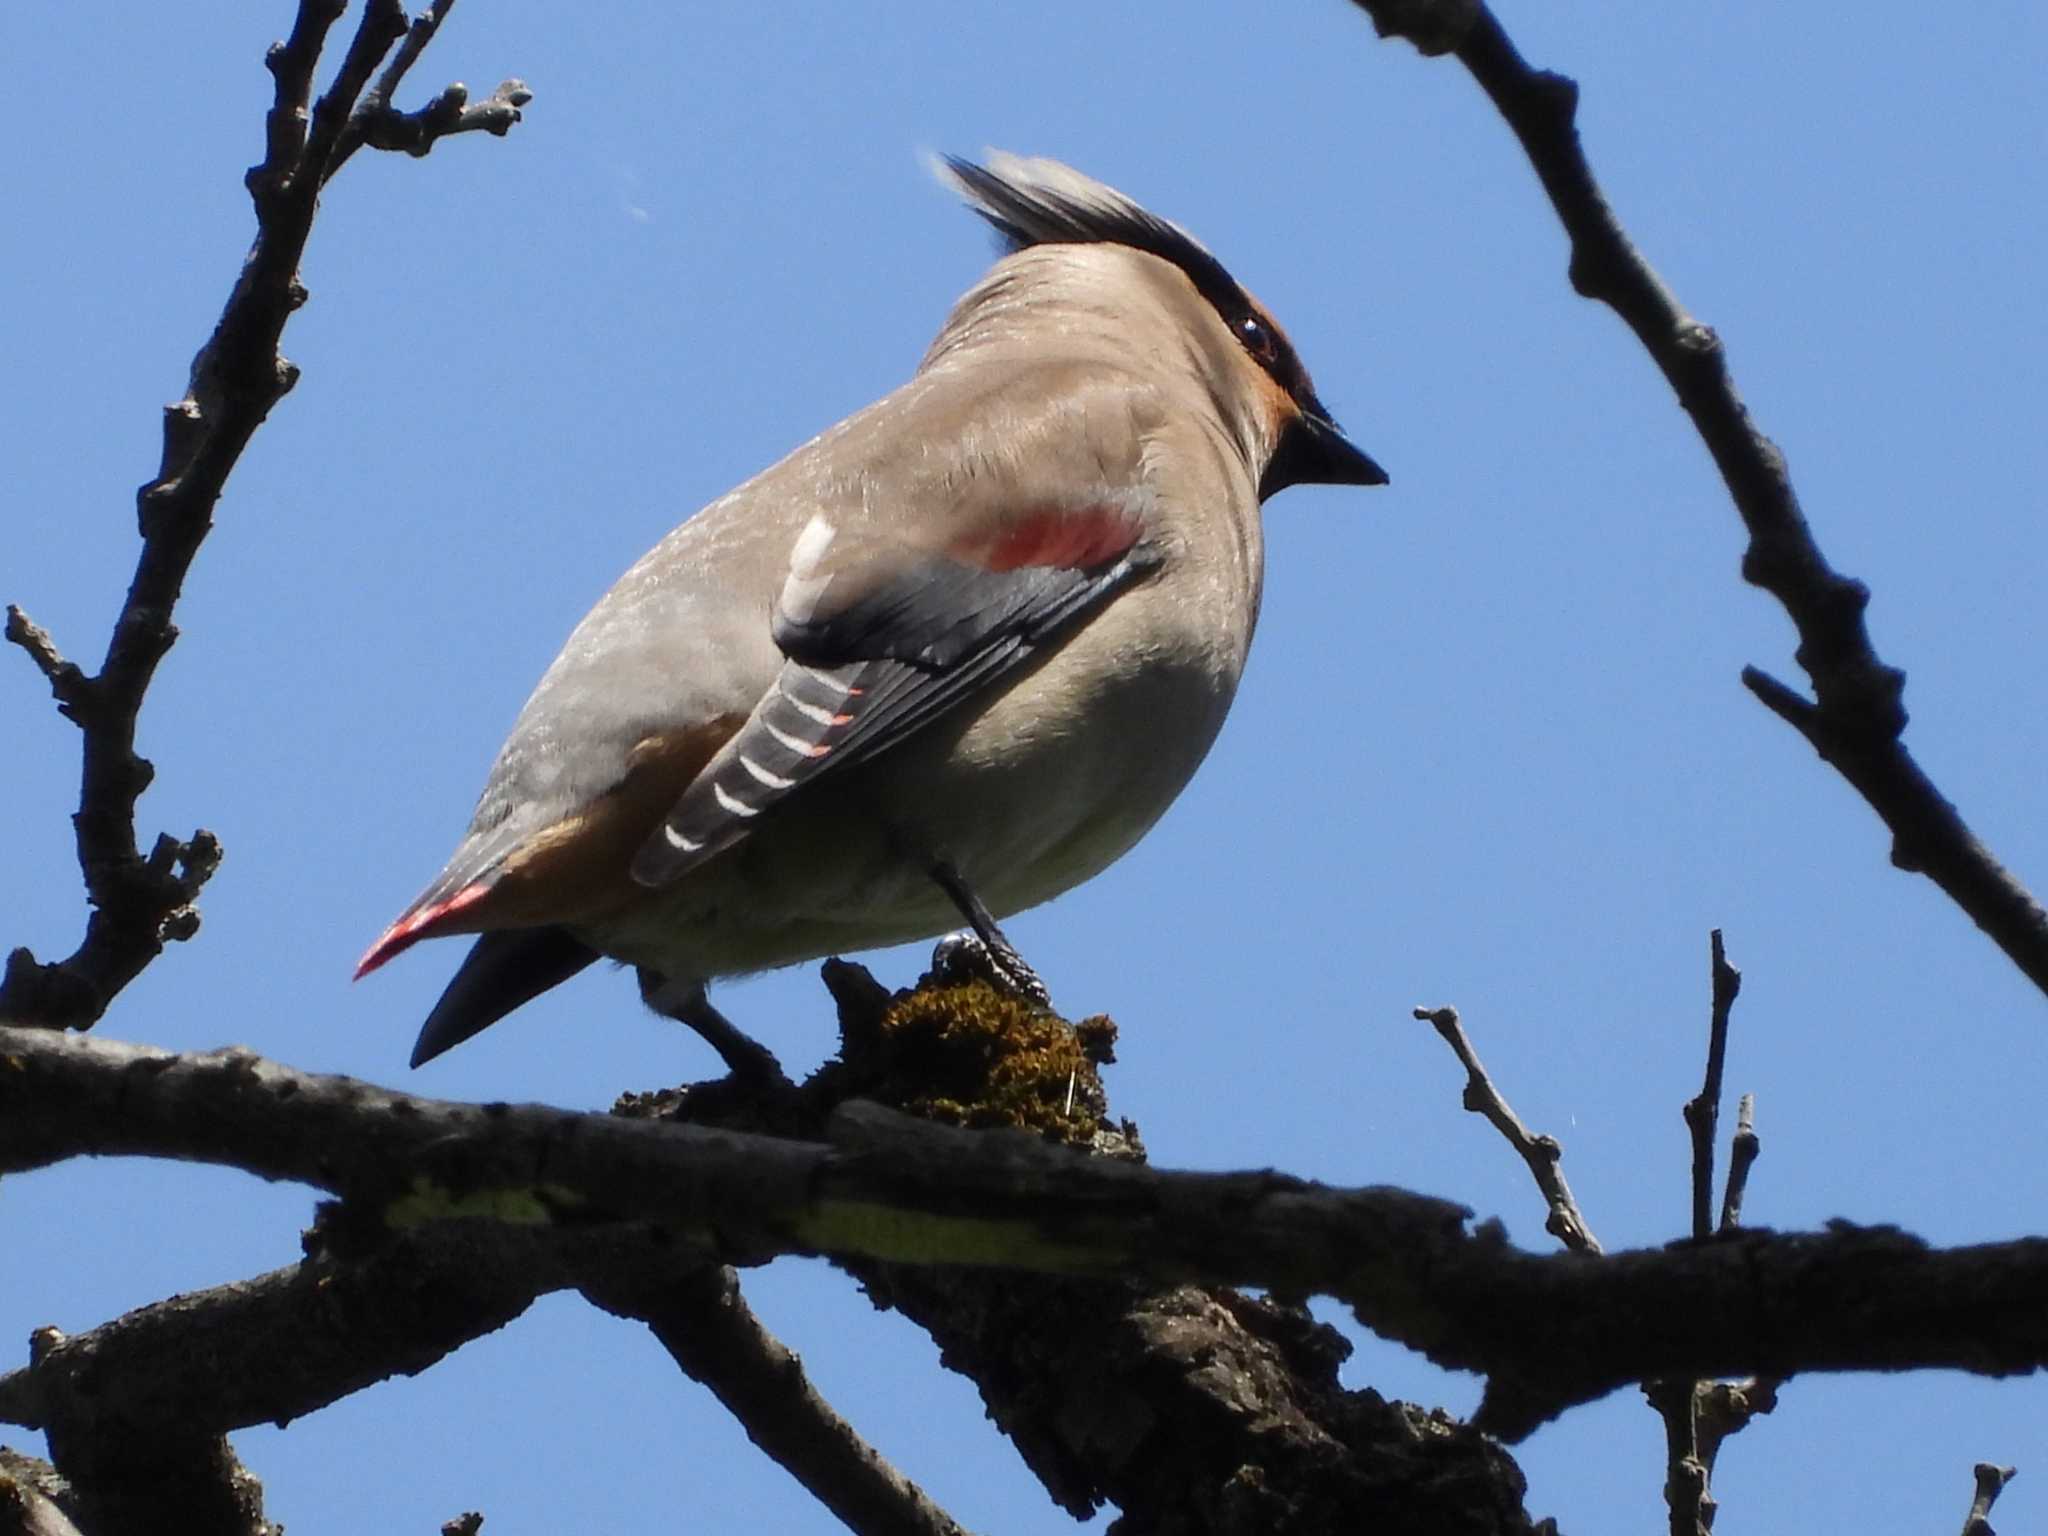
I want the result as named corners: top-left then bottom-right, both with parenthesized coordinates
top-left (913, 655), bottom-right (1230, 911)
top-left (584, 604), bottom-right (1244, 983)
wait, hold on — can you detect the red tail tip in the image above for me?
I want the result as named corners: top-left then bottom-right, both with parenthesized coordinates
top-left (353, 881), bottom-right (492, 981)
top-left (353, 923), bottom-right (416, 981)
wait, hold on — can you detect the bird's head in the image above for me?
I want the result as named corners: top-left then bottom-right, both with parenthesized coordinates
top-left (932, 151), bottom-right (1387, 501)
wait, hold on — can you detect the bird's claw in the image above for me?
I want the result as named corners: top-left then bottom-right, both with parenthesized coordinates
top-left (930, 930), bottom-right (1053, 1008)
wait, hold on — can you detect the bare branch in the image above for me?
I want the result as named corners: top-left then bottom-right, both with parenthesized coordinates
top-left (1649, 933), bottom-right (1757, 1535)
top-left (0, 1237), bottom-right (561, 1439)
top-left (328, 0), bottom-right (530, 179)
top-left (1642, 1376), bottom-right (1709, 1536)
top-left (1643, 1374), bottom-right (1780, 1536)
top-left (0, 1450), bottom-right (84, 1536)
top-left (0, 1042), bottom-right (1534, 1534)
top-left (1, 0), bottom-right (526, 1031)
top-left (368, 0), bottom-right (452, 104)
top-left (1348, 0), bottom-right (2048, 1003)
top-left (1719, 1093), bottom-right (1760, 1234)
top-left (30, 1341), bottom-right (280, 1536)
top-left (6, 1024), bottom-right (2048, 1442)
top-left (1, 608), bottom-right (85, 709)
top-left (583, 1266), bottom-right (972, 1536)
top-left (1961, 1462), bottom-right (2017, 1536)
top-left (1696, 1376), bottom-right (1778, 1468)
top-left (1682, 932), bottom-right (1743, 1241)
top-left (1413, 1005), bottom-right (1601, 1255)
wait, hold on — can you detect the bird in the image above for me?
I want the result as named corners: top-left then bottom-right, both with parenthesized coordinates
top-left (356, 151), bottom-right (1387, 1071)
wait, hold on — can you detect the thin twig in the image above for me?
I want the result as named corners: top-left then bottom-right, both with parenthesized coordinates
top-left (582, 1267), bottom-right (972, 1536)
top-left (2, 607), bottom-right (84, 704)
top-left (1349, 0), bottom-right (2048, 1004)
top-left (1705, 1098), bottom-right (1778, 1457)
top-left (328, 0), bottom-right (530, 179)
top-left (1650, 933), bottom-right (1748, 1534)
top-left (1719, 1093), bottom-right (1759, 1233)
top-left (368, 0), bottom-right (451, 104)
top-left (1961, 1462), bottom-right (2017, 1536)
top-left (1412, 1005), bottom-right (1600, 1253)
top-left (1683, 932), bottom-right (1743, 1241)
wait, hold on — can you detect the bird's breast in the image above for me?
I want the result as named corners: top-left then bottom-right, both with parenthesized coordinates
top-left (881, 561), bottom-right (1250, 908)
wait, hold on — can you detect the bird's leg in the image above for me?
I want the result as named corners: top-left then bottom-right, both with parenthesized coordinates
top-left (637, 969), bottom-right (791, 1088)
top-left (926, 858), bottom-right (1053, 1007)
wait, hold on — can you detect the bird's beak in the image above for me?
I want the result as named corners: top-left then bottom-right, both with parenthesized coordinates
top-left (1260, 406), bottom-right (1388, 500)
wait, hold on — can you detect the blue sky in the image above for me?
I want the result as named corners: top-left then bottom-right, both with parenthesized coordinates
top-left (5, 2), bottom-right (2046, 1531)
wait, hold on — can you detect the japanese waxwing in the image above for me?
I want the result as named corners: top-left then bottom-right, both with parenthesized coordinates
top-left (358, 151), bottom-right (1387, 1069)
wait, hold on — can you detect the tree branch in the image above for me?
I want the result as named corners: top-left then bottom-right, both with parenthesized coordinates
top-left (1648, 932), bottom-right (1766, 1536)
top-left (0, 1450), bottom-right (84, 1536)
top-left (6, 1023), bottom-right (2048, 1443)
top-left (1961, 1462), bottom-right (2017, 1536)
top-left (327, 0), bottom-right (530, 178)
top-left (1, 0), bottom-right (526, 1032)
top-left (582, 1266), bottom-right (972, 1536)
top-left (0, 1235), bottom-right (565, 1439)
top-left (1719, 1092), bottom-right (1760, 1234)
top-left (1412, 1005), bottom-right (1600, 1255)
top-left (1681, 932), bottom-right (1743, 1243)
top-left (1346, 0), bottom-right (2048, 1003)
top-left (804, 971), bottom-right (1541, 1533)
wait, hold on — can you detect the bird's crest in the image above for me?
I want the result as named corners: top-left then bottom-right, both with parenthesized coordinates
top-left (933, 152), bottom-right (1244, 318)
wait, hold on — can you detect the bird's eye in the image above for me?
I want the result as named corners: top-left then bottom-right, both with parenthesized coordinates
top-left (1237, 313), bottom-right (1279, 366)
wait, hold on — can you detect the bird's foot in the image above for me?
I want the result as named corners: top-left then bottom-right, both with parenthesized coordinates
top-left (925, 858), bottom-right (1055, 1008)
top-left (929, 929), bottom-right (1053, 1008)
top-left (638, 969), bottom-right (794, 1093)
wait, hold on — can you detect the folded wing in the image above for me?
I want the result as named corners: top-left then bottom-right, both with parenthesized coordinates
top-left (630, 501), bottom-right (1160, 887)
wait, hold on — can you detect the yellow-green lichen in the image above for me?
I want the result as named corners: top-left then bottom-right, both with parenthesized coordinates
top-left (793, 1198), bottom-right (1116, 1271)
top-left (382, 1175), bottom-right (587, 1231)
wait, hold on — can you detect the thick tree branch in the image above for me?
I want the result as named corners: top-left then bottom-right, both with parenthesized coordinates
top-left (1, 1235), bottom-right (563, 1439)
top-left (3, 956), bottom-right (1544, 1536)
top-left (5, 1023), bottom-right (2047, 1443)
top-left (856, 1264), bottom-right (1541, 1535)
top-left (35, 1431), bottom-right (276, 1536)
top-left (0, 1450), bottom-right (83, 1536)
top-left (3, 1218), bottom-right (596, 1536)
top-left (0, 1171), bottom-right (1533, 1536)
top-left (806, 971), bottom-right (1541, 1534)
top-left (1, 0), bottom-right (525, 1032)
top-left (1346, 0), bottom-right (2048, 1002)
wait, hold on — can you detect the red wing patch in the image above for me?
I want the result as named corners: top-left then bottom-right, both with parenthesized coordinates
top-left (961, 505), bottom-right (1143, 573)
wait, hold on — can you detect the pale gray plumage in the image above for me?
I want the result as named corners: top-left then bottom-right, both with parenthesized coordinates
top-left (359, 151), bottom-right (1387, 1068)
